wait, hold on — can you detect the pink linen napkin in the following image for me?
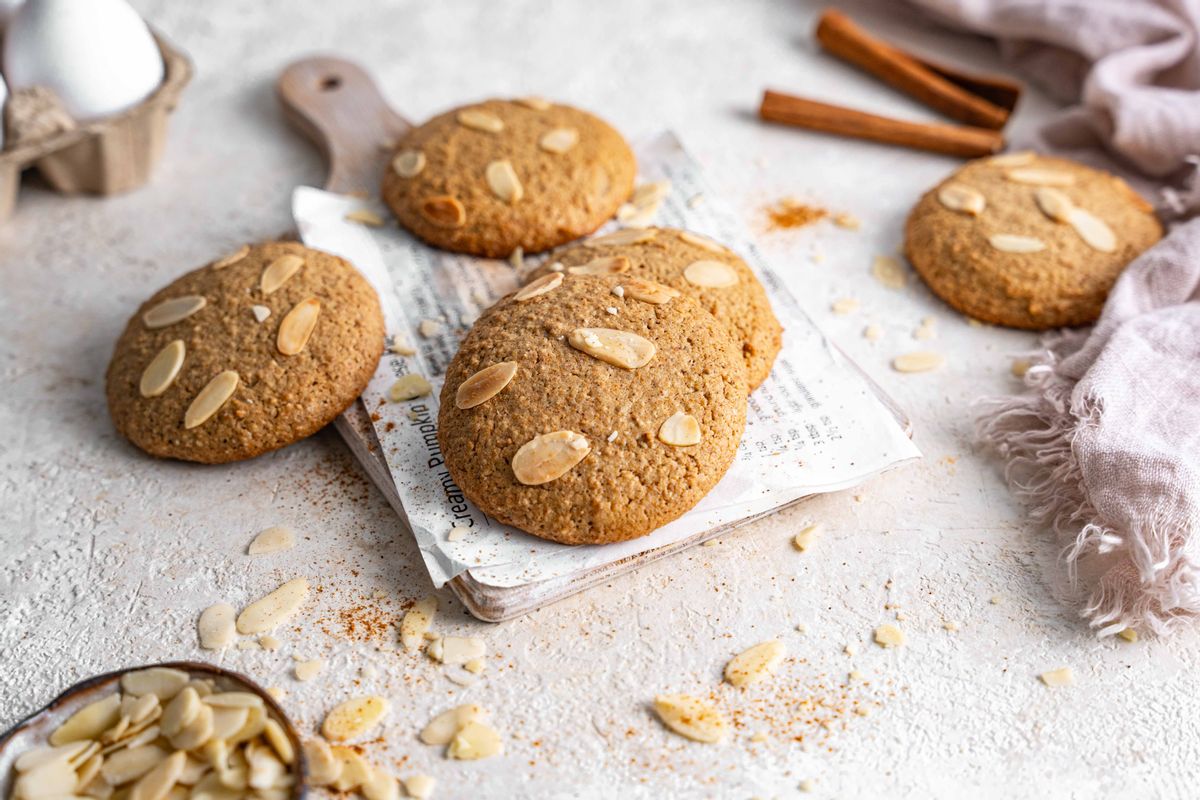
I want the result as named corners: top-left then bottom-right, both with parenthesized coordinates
top-left (904, 0), bottom-right (1200, 635)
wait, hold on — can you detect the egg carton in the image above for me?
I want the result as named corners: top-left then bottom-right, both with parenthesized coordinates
top-left (0, 29), bottom-right (191, 223)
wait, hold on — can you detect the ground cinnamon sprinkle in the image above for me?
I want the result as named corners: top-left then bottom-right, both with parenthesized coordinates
top-left (765, 198), bottom-right (829, 230)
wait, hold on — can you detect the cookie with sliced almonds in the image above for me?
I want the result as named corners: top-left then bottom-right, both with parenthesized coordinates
top-left (532, 227), bottom-right (783, 390)
top-left (105, 241), bottom-right (384, 463)
top-left (381, 98), bottom-right (636, 257)
top-left (905, 153), bottom-right (1161, 329)
top-left (438, 273), bottom-right (746, 545)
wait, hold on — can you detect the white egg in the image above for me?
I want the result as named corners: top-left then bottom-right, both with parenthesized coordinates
top-left (3, 0), bottom-right (164, 120)
top-left (0, 0), bottom-right (25, 25)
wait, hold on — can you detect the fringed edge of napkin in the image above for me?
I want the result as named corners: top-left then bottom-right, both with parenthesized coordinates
top-left (976, 333), bottom-right (1200, 638)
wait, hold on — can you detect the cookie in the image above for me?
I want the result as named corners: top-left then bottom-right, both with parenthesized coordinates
top-left (438, 272), bottom-right (747, 545)
top-left (540, 227), bottom-right (783, 390)
top-left (106, 241), bottom-right (385, 463)
top-left (904, 152), bottom-right (1162, 329)
top-left (382, 98), bottom-right (636, 258)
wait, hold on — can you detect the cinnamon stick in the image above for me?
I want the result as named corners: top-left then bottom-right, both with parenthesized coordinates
top-left (816, 9), bottom-right (1012, 130)
top-left (759, 89), bottom-right (1004, 158)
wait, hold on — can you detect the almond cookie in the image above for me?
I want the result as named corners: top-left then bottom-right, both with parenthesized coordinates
top-left (382, 98), bottom-right (636, 258)
top-left (904, 153), bottom-right (1161, 329)
top-left (438, 273), bottom-right (747, 545)
top-left (535, 227), bottom-right (783, 390)
top-left (106, 241), bottom-right (385, 463)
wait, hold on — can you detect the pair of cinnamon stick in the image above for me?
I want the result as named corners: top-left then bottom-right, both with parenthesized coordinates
top-left (760, 10), bottom-right (1021, 158)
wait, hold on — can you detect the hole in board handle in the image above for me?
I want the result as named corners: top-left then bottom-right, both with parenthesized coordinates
top-left (320, 75), bottom-right (342, 91)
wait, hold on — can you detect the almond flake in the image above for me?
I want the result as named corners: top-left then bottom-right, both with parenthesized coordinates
top-left (389, 373), bottom-right (432, 402)
top-left (831, 297), bottom-right (859, 315)
top-left (863, 324), bottom-right (883, 342)
top-left (128, 750), bottom-right (186, 800)
top-left (871, 255), bottom-right (907, 289)
top-left (294, 659), bottom-right (323, 682)
top-left (161, 688), bottom-right (200, 738)
top-left (399, 595), bottom-right (437, 653)
top-left (464, 658), bottom-right (486, 675)
top-left (302, 739), bottom-right (341, 786)
top-left (198, 603), bottom-right (236, 650)
top-left (873, 624), bottom-right (905, 648)
top-left (389, 338), bottom-right (416, 356)
top-left (988, 151), bottom-right (1035, 168)
top-left (892, 351), bottom-right (944, 373)
top-left (567, 256), bottom-right (630, 276)
top-left (683, 260), bottom-right (738, 288)
top-left (209, 705), bottom-right (248, 740)
top-left (514, 96), bottom-right (551, 110)
top-left (607, 430), bottom-right (619, 442)
top-left (485, 160), bottom-right (523, 203)
top-left (511, 430), bottom-right (590, 485)
top-left (457, 109), bottom-right (504, 133)
top-left (211, 245), bottom-right (250, 270)
top-left (1006, 168), bottom-right (1075, 187)
top-left (143, 296), bottom-right (206, 329)
top-left (538, 127), bottom-right (578, 154)
top-left (260, 255), bottom-right (304, 295)
top-left (184, 370), bottom-right (238, 429)
top-left (456, 362), bottom-right (518, 409)
top-left (49, 695), bottom-right (121, 745)
top-left (568, 327), bottom-right (656, 369)
top-left (1039, 667), bottom-right (1074, 687)
top-left (418, 319), bottom-right (442, 337)
top-left (13, 758), bottom-right (77, 799)
top-left (792, 523), bottom-right (821, 551)
top-left (913, 316), bottom-right (936, 341)
top-left (251, 305), bottom-right (271, 323)
top-left (509, 246), bottom-right (524, 271)
top-left (322, 696), bottom-right (390, 742)
top-left (652, 695), bottom-right (728, 743)
top-left (248, 526), bottom-right (295, 555)
top-left (936, 184), bottom-right (986, 216)
top-left (427, 636), bottom-right (486, 665)
top-left (139, 340), bottom-right (185, 398)
top-left (632, 181), bottom-right (670, 207)
top-left (657, 411), bottom-right (701, 447)
top-left (420, 196), bottom-right (466, 228)
top-left (362, 771), bottom-right (399, 800)
top-left (121, 668), bottom-right (189, 701)
top-left (258, 634), bottom-right (282, 651)
top-left (514, 272), bottom-right (562, 301)
top-left (833, 212), bottom-right (861, 230)
top-left (677, 230), bottom-right (726, 254)
top-left (988, 233), bottom-right (1046, 253)
top-left (724, 640), bottom-right (786, 687)
top-left (15, 743), bottom-right (90, 773)
top-left (345, 209), bottom-right (384, 227)
top-left (622, 277), bottom-right (680, 305)
top-left (277, 297), bottom-right (320, 355)
top-left (617, 203), bottom-right (660, 228)
top-left (392, 150), bottom-right (426, 178)
top-left (447, 721), bottom-right (503, 760)
top-left (404, 775), bottom-right (436, 800)
top-left (330, 745), bottom-right (373, 792)
top-left (420, 704), bottom-right (485, 746)
top-left (1068, 208), bottom-right (1117, 252)
top-left (262, 719), bottom-right (294, 765)
top-left (102, 746), bottom-right (169, 786)
top-left (1034, 187), bottom-right (1075, 223)
top-left (236, 577), bottom-right (309, 634)
top-left (586, 228), bottom-right (658, 247)
top-left (447, 525), bottom-right (469, 542)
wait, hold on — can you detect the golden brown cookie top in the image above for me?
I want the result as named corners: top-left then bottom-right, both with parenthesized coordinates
top-left (381, 98), bottom-right (636, 258)
top-left (106, 241), bottom-right (385, 463)
top-left (904, 152), bottom-right (1162, 329)
top-left (538, 227), bottom-right (783, 391)
top-left (437, 273), bottom-right (748, 545)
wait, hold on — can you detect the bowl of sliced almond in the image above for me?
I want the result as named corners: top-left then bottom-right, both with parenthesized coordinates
top-left (0, 662), bottom-right (305, 800)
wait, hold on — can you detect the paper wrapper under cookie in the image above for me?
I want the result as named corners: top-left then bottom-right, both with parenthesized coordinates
top-left (0, 30), bottom-right (192, 224)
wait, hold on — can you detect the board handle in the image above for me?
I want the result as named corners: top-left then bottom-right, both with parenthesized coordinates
top-left (276, 56), bottom-right (411, 195)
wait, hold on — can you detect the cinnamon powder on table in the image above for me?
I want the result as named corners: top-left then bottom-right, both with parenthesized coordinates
top-left (764, 198), bottom-right (829, 230)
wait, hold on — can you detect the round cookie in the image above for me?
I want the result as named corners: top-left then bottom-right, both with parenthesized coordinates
top-left (905, 152), bottom-right (1162, 329)
top-left (106, 241), bottom-right (385, 463)
top-left (542, 227), bottom-right (783, 391)
top-left (438, 273), bottom-right (747, 545)
top-left (382, 98), bottom-right (636, 258)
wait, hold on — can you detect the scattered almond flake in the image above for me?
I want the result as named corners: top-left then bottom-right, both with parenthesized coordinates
top-left (138, 339), bottom-right (185, 398)
top-left (605, 306), bottom-right (618, 315)
top-left (792, 523), bottom-right (822, 552)
top-left (1034, 186), bottom-right (1075, 222)
top-left (942, 621), bottom-right (959, 632)
top-left (294, 659), bottom-right (323, 682)
top-left (1011, 359), bottom-right (1031, 378)
top-left (853, 707), bottom-right (870, 717)
top-left (447, 525), bottom-right (470, 542)
top-left (345, 208), bottom-right (385, 226)
top-left (236, 578), bottom-right (310, 634)
top-left (913, 316), bottom-right (937, 341)
top-left (702, 539), bottom-right (722, 548)
top-left (657, 411), bottom-right (701, 447)
top-left (322, 696), bottom-right (390, 742)
top-left (389, 338), bottom-right (416, 356)
top-left (988, 233), bottom-right (1046, 254)
top-left (183, 370), bottom-right (239, 429)
top-left (457, 108), bottom-right (504, 133)
top-left (392, 149), bottom-right (426, 178)
top-left (420, 704), bottom-right (485, 746)
top-left (848, 670), bottom-right (864, 682)
top-left (606, 430), bottom-right (619, 443)
top-left (688, 193), bottom-right (705, 208)
top-left (400, 596), bottom-right (437, 653)
top-left (277, 297), bottom-right (321, 355)
top-left (260, 254), bottom-right (304, 295)
top-left (833, 212), bottom-right (860, 230)
top-left (586, 228), bottom-right (658, 247)
top-left (508, 247), bottom-right (523, 271)
top-left (764, 198), bottom-right (827, 230)
top-left (892, 351), bottom-right (944, 373)
top-left (538, 127), bottom-right (578, 154)
top-left (362, 772), bottom-right (400, 800)
top-left (142, 295), bottom-right (207, 329)
top-left (724, 640), bottom-right (786, 687)
top-left (800, 779), bottom-right (816, 793)
top-left (795, 623), bottom-right (807, 633)
top-left (389, 373), bottom-right (432, 402)
top-left (427, 636), bottom-right (486, 665)
top-left (1068, 207), bottom-right (1117, 252)
top-left (749, 731), bottom-right (769, 743)
top-left (870, 255), bottom-right (907, 289)
top-left (895, 611), bottom-right (908, 621)
top-left (611, 285), bottom-right (625, 298)
top-left (652, 695), bottom-right (728, 743)
top-left (937, 183), bottom-right (986, 216)
top-left (250, 304), bottom-right (271, 323)
top-left (248, 526), bottom-right (296, 556)
top-left (683, 259), bottom-right (739, 288)
top-left (211, 245), bottom-right (250, 270)
top-left (1039, 667), bottom-right (1075, 687)
top-left (843, 643), bottom-right (858, 657)
top-left (863, 324), bottom-right (883, 342)
top-left (514, 272), bottom-right (563, 301)
top-left (1118, 628), bottom-right (1139, 642)
top-left (988, 151), bottom-right (1035, 167)
top-left (404, 774), bottom-right (436, 799)
top-left (464, 658), bottom-right (487, 675)
top-left (418, 319), bottom-right (442, 337)
top-left (1006, 167), bottom-right (1076, 186)
top-left (830, 297), bottom-right (859, 315)
top-left (873, 624), bottom-right (905, 648)
top-left (568, 328), bottom-right (656, 369)
top-left (237, 639), bottom-right (260, 651)
top-left (514, 96), bottom-right (551, 110)
top-left (485, 159), bottom-right (523, 203)
top-left (447, 720), bottom-right (503, 760)
top-left (632, 180), bottom-right (670, 206)
top-left (267, 686), bottom-right (286, 701)
top-left (420, 195), bottom-right (466, 228)
top-left (990, 594), bottom-right (1005, 605)
top-left (259, 634), bottom-right (282, 651)
top-left (197, 603), bottom-right (236, 650)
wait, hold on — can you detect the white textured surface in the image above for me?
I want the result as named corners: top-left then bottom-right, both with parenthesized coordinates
top-left (0, 1), bottom-right (1195, 798)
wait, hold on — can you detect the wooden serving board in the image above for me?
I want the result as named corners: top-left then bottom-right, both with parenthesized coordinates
top-left (275, 56), bottom-right (913, 622)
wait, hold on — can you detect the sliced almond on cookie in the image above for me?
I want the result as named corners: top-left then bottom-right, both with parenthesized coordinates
top-left (514, 97), bottom-right (551, 110)
top-left (143, 296), bottom-right (206, 329)
top-left (677, 230), bottom-right (726, 254)
top-left (511, 431), bottom-right (590, 485)
top-left (683, 260), bottom-right (738, 288)
top-left (936, 184), bottom-right (985, 216)
top-left (277, 298), bottom-right (321, 355)
top-left (420, 196), bottom-right (467, 228)
top-left (139, 340), bottom-right (185, 398)
top-left (1068, 208), bottom-right (1117, 252)
top-left (586, 229), bottom-right (657, 247)
top-left (539, 127), bottom-right (578, 154)
top-left (568, 328), bottom-right (656, 369)
top-left (211, 245), bottom-right (250, 270)
top-left (657, 412), bottom-right (701, 447)
top-left (457, 109), bottom-right (504, 133)
top-left (1034, 187), bottom-right (1075, 222)
top-left (456, 362), bottom-right (518, 409)
top-left (567, 256), bottom-right (629, 276)
top-left (514, 272), bottom-right (562, 301)
top-left (1006, 168), bottom-right (1075, 187)
top-left (260, 255), bottom-right (304, 295)
top-left (184, 370), bottom-right (239, 429)
top-left (622, 277), bottom-right (680, 305)
top-left (988, 233), bottom-right (1046, 253)
top-left (392, 150), bottom-right (426, 178)
top-left (988, 151), bottom-right (1035, 168)
top-left (485, 160), bottom-right (523, 203)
